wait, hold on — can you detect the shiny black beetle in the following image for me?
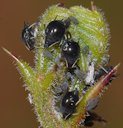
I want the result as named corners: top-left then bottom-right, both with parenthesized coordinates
top-left (61, 89), bottom-right (79, 119)
top-left (61, 39), bottom-right (80, 68)
top-left (22, 22), bottom-right (37, 50)
top-left (44, 16), bottom-right (78, 48)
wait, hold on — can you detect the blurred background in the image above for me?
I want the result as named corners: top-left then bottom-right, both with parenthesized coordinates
top-left (0, 0), bottom-right (123, 128)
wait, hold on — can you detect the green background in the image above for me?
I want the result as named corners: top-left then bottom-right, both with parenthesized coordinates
top-left (0, 0), bottom-right (123, 128)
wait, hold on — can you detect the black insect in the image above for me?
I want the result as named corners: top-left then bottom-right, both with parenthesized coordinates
top-left (82, 114), bottom-right (94, 127)
top-left (22, 22), bottom-right (37, 50)
top-left (61, 39), bottom-right (80, 68)
top-left (61, 89), bottom-right (79, 119)
top-left (81, 112), bottom-right (107, 127)
top-left (44, 16), bottom-right (78, 48)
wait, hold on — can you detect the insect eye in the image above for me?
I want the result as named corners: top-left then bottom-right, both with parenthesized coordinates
top-left (44, 20), bottom-right (66, 48)
top-left (62, 40), bottom-right (80, 67)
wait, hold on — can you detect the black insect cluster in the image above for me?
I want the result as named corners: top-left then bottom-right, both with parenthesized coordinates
top-left (44, 17), bottom-right (81, 120)
top-left (21, 17), bottom-right (112, 127)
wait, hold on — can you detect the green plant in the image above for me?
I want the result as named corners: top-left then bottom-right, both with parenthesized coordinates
top-left (3, 3), bottom-right (120, 128)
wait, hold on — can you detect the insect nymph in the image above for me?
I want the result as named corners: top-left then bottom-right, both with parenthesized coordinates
top-left (44, 16), bottom-right (78, 48)
top-left (22, 22), bottom-right (38, 50)
top-left (61, 39), bottom-right (80, 68)
top-left (61, 89), bottom-right (79, 119)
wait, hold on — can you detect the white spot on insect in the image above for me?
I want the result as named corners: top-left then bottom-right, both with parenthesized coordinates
top-left (34, 27), bottom-right (38, 37)
top-left (54, 28), bottom-right (57, 33)
top-left (85, 62), bottom-right (95, 85)
top-left (28, 22), bottom-right (38, 38)
top-left (28, 93), bottom-right (33, 104)
top-left (63, 43), bottom-right (69, 51)
top-left (68, 47), bottom-right (72, 51)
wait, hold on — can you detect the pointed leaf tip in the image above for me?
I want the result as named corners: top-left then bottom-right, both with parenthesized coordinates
top-left (2, 47), bottom-right (20, 63)
top-left (114, 63), bottom-right (120, 71)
